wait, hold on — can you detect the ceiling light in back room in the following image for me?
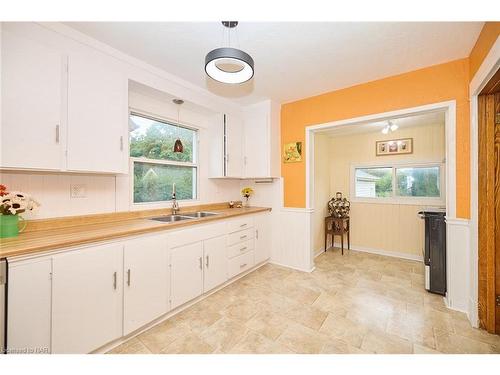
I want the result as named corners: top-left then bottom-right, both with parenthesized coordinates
top-left (205, 21), bottom-right (254, 84)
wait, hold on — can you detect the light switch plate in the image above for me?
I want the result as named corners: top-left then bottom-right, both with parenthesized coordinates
top-left (70, 184), bottom-right (87, 198)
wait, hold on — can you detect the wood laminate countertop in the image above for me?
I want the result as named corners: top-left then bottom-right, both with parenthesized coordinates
top-left (0, 206), bottom-right (271, 259)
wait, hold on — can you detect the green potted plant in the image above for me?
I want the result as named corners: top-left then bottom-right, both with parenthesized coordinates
top-left (0, 184), bottom-right (39, 238)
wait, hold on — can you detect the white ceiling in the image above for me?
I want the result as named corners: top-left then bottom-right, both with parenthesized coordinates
top-left (66, 22), bottom-right (483, 105)
top-left (318, 111), bottom-right (445, 137)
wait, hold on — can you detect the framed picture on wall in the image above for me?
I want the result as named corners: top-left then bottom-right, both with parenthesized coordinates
top-left (376, 138), bottom-right (413, 156)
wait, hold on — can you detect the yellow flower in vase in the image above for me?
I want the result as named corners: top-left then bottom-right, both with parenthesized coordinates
top-left (241, 187), bottom-right (254, 207)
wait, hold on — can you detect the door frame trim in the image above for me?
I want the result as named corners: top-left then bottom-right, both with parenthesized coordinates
top-left (469, 35), bottom-right (500, 329)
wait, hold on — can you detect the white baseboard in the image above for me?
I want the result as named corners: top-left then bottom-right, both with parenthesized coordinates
top-left (325, 242), bottom-right (423, 262)
top-left (468, 297), bottom-right (479, 328)
top-left (268, 260), bottom-right (315, 273)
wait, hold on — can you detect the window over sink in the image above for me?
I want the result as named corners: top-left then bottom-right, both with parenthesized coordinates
top-left (129, 113), bottom-right (198, 204)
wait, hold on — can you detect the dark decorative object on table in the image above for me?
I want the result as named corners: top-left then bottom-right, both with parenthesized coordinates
top-left (328, 192), bottom-right (350, 218)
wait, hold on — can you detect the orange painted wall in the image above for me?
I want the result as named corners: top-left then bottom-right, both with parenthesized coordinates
top-left (469, 22), bottom-right (500, 80)
top-left (281, 58), bottom-right (471, 218)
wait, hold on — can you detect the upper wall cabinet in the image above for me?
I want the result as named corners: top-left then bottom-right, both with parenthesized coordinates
top-left (209, 100), bottom-right (280, 179)
top-left (1, 26), bottom-right (129, 174)
top-left (66, 50), bottom-right (128, 173)
top-left (1, 30), bottom-right (66, 170)
top-left (242, 100), bottom-right (280, 178)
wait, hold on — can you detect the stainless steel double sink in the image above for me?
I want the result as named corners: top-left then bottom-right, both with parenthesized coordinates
top-left (149, 211), bottom-right (219, 223)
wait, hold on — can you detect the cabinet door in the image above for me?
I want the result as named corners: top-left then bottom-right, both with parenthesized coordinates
top-left (52, 243), bottom-right (123, 354)
top-left (7, 258), bottom-right (52, 354)
top-left (170, 242), bottom-right (203, 309)
top-left (203, 235), bottom-right (228, 292)
top-left (243, 107), bottom-right (269, 177)
top-left (1, 30), bottom-right (65, 170)
top-left (67, 49), bottom-right (128, 173)
top-left (255, 213), bottom-right (272, 264)
top-left (123, 235), bottom-right (169, 335)
top-left (225, 113), bottom-right (244, 177)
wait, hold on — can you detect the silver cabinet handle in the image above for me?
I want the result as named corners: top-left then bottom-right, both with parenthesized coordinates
top-left (240, 235), bottom-right (247, 240)
top-left (256, 229), bottom-right (259, 240)
top-left (120, 136), bottom-right (124, 151)
top-left (55, 125), bottom-right (60, 143)
top-left (206, 255), bottom-right (209, 268)
top-left (240, 223), bottom-right (247, 227)
top-left (199, 257), bottom-right (202, 270)
top-left (127, 269), bottom-right (131, 286)
top-left (240, 246), bottom-right (247, 252)
top-left (113, 271), bottom-right (117, 290)
top-left (240, 263), bottom-right (247, 268)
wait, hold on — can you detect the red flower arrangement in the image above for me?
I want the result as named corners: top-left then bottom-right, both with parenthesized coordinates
top-left (0, 184), bottom-right (8, 197)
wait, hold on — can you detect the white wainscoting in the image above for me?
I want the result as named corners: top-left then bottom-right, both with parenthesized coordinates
top-left (446, 218), bottom-right (471, 315)
top-left (270, 208), bottom-right (315, 272)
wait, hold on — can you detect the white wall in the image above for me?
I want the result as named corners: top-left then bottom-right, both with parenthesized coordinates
top-left (312, 134), bottom-right (330, 253)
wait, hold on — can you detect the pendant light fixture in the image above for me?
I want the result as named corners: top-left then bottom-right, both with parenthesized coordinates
top-left (172, 99), bottom-right (184, 153)
top-left (205, 21), bottom-right (254, 84)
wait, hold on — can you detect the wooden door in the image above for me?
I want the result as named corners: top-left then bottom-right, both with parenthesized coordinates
top-left (203, 235), bottom-right (228, 292)
top-left (170, 242), bottom-right (203, 309)
top-left (123, 234), bottom-right (169, 335)
top-left (1, 29), bottom-right (66, 170)
top-left (52, 243), bottom-right (123, 353)
top-left (478, 78), bottom-right (500, 333)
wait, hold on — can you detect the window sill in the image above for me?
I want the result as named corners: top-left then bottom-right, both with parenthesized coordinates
top-left (130, 199), bottom-right (201, 211)
top-left (350, 197), bottom-right (445, 207)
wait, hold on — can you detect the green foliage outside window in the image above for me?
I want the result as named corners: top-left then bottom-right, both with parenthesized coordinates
top-left (129, 114), bottom-right (197, 203)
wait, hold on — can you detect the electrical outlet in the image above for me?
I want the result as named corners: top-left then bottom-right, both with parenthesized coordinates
top-left (70, 184), bottom-right (87, 198)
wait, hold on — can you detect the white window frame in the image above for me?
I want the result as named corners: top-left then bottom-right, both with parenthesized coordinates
top-left (129, 111), bottom-right (200, 207)
top-left (350, 161), bottom-right (446, 206)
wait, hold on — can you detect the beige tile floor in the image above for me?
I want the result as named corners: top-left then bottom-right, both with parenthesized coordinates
top-left (108, 249), bottom-right (500, 354)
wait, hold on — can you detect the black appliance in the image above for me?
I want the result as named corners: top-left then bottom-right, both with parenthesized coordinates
top-left (418, 209), bottom-right (446, 295)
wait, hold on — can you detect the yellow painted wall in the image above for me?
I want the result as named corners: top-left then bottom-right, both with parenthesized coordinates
top-left (282, 22), bottom-right (500, 219)
top-left (281, 58), bottom-right (470, 217)
top-left (469, 22), bottom-right (500, 80)
top-left (323, 122), bottom-right (445, 257)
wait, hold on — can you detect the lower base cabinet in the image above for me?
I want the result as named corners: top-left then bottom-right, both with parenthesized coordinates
top-left (7, 258), bottom-right (52, 354)
top-left (123, 234), bottom-right (169, 335)
top-left (6, 212), bottom-right (271, 353)
top-left (255, 213), bottom-right (272, 264)
top-left (203, 235), bottom-right (228, 292)
top-left (170, 242), bottom-right (203, 309)
top-left (51, 243), bottom-right (123, 354)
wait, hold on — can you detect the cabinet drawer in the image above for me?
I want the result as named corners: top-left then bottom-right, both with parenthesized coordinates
top-left (228, 228), bottom-right (255, 246)
top-left (227, 216), bottom-right (254, 233)
top-left (228, 251), bottom-right (255, 279)
top-left (227, 239), bottom-right (254, 259)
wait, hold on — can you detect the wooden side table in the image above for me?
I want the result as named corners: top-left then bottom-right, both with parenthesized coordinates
top-left (325, 216), bottom-right (350, 255)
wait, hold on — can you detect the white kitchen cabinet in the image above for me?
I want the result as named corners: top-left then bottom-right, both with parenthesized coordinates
top-left (254, 213), bottom-right (272, 264)
top-left (7, 258), bottom-right (52, 354)
top-left (123, 234), bottom-right (169, 335)
top-left (1, 29), bottom-right (66, 170)
top-left (51, 243), bottom-right (123, 354)
top-left (242, 100), bottom-right (280, 178)
top-left (170, 242), bottom-right (203, 309)
top-left (203, 235), bottom-right (228, 292)
top-left (224, 113), bottom-right (244, 178)
top-left (66, 48), bottom-right (128, 173)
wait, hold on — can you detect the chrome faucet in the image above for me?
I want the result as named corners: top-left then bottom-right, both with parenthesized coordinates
top-left (171, 183), bottom-right (179, 215)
